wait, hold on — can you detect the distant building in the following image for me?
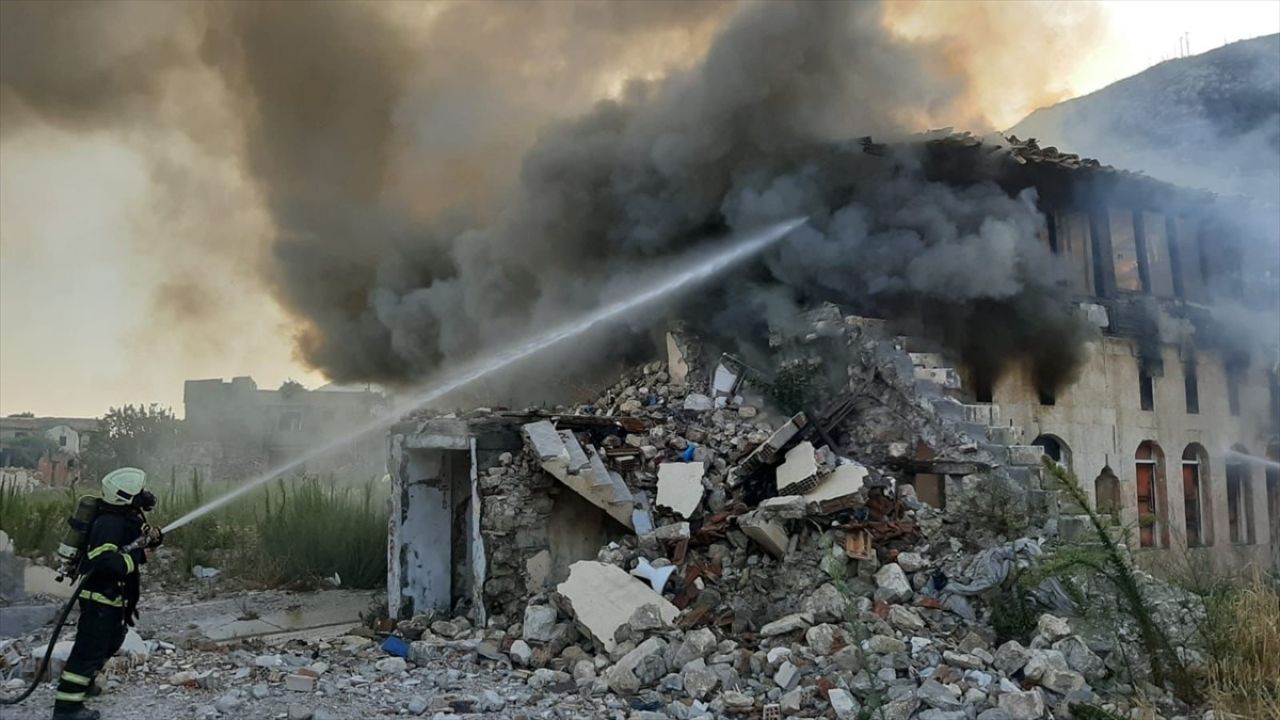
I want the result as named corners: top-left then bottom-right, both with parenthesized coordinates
top-left (0, 416), bottom-right (98, 486)
top-left (181, 377), bottom-right (388, 482)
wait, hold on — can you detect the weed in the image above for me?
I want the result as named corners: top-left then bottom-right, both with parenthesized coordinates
top-left (1203, 571), bottom-right (1280, 719)
top-left (0, 482), bottom-right (74, 558)
top-left (1, 471), bottom-right (387, 591)
top-left (1040, 459), bottom-right (1200, 704)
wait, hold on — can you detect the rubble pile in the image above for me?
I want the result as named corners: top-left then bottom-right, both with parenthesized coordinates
top-left (385, 309), bottom-right (1209, 719)
top-left (0, 311), bottom-right (1212, 720)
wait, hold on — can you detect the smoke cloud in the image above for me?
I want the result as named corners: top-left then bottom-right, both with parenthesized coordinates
top-left (3, 1), bottom-right (1123, 397)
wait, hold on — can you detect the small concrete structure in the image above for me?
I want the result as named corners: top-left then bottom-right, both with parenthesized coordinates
top-left (387, 414), bottom-right (626, 624)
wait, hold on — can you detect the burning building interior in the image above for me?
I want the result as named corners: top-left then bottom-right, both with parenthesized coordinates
top-left (386, 131), bottom-right (1280, 639)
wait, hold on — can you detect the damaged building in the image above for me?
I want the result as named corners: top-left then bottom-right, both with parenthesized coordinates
top-left (384, 133), bottom-right (1279, 633)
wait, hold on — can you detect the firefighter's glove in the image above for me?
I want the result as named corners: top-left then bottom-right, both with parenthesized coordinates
top-left (141, 525), bottom-right (165, 549)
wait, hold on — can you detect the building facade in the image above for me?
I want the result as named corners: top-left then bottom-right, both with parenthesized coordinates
top-left (182, 377), bottom-right (387, 482)
top-left (923, 136), bottom-right (1280, 569)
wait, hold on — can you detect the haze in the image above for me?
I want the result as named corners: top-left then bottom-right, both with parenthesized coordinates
top-left (1, 0), bottom-right (1277, 418)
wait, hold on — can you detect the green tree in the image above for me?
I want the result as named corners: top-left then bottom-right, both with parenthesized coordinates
top-left (82, 404), bottom-right (180, 480)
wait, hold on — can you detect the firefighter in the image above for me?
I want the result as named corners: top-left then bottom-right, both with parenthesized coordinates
top-left (52, 468), bottom-right (162, 720)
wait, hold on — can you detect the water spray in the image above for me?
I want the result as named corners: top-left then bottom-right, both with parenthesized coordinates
top-left (161, 217), bottom-right (806, 534)
top-left (1224, 448), bottom-right (1280, 471)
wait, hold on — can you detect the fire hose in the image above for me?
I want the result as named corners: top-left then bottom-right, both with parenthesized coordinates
top-left (1, 533), bottom-right (151, 706)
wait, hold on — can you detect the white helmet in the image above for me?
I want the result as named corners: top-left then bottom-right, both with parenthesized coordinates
top-left (101, 467), bottom-right (146, 506)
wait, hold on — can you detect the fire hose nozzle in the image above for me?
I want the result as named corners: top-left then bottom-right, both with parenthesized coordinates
top-left (123, 525), bottom-right (164, 553)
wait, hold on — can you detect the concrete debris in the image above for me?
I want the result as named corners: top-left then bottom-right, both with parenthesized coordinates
top-left (0, 309), bottom-right (1221, 720)
top-left (555, 561), bottom-right (677, 653)
top-left (775, 441), bottom-right (820, 494)
top-left (656, 461), bottom-right (704, 519)
top-left (736, 510), bottom-right (789, 559)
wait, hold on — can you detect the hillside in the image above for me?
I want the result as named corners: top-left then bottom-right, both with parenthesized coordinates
top-left (1009, 34), bottom-right (1280, 200)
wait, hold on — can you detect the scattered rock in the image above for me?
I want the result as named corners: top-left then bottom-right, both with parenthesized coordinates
top-left (874, 563), bottom-right (912, 603)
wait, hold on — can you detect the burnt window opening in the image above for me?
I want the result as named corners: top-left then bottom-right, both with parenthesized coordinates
top-left (1181, 445), bottom-right (1209, 547)
top-left (974, 374), bottom-right (993, 403)
top-left (1142, 212), bottom-right (1175, 297)
top-left (1226, 446), bottom-right (1256, 545)
top-left (1057, 211), bottom-right (1096, 295)
top-left (1109, 209), bottom-right (1143, 292)
top-left (1139, 368), bottom-right (1155, 411)
top-left (1135, 441), bottom-right (1168, 548)
top-left (1266, 444), bottom-right (1279, 553)
top-left (1226, 366), bottom-right (1242, 417)
top-left (1038, 384), bottom-right (1056, 406)
top-left (1089, 213), bottom-right (1112, 297)
top-left (1269, 372), bottom-right (1279, 431)
top-left (1044, 211), bottom-right (1060, 254)
top-left (1184, 361), bottom-right (1199, 414)
top-left (1032, 435), bottom-right (1070, 469)
top-left (1166, 217), bottom-right (1186, 299)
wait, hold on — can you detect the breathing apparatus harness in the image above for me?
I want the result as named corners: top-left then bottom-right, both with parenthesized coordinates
top-left (0, 490), bottom-right (162, 706)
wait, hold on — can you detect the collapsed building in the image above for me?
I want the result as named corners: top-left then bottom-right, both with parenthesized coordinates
top-left (381, 133), bottom-right (1277, 716)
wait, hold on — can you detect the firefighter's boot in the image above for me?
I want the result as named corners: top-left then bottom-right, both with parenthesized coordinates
top-left (51, 706), bottom-right (101, 720)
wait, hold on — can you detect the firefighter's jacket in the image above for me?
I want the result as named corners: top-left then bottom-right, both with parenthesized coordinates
top-left (77, 505), bottom-right (147, 608)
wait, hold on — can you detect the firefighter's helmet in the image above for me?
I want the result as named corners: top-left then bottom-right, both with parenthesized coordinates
top-left (101, 467), bottom-right (147, 506)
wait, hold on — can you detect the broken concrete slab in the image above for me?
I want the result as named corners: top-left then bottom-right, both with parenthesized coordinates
top-left (737, 413), bottom-right (808, 476)
top-left (666, 333), bottom-right (689, 386)
top-left (523, 420), bottom-right (570, 479)
top-left (805, 462), bottom-right (866, 505)
top-left (556, 561), bottom-right (678, 653)
top-left (737, 510), bottom-right (789, 559)
top-left (656, 462), bottom-right (704, 519)
top-left (776, 441), bottom-right (819, 494)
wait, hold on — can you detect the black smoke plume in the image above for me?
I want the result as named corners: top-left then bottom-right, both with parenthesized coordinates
top-left (3, 1), bottom-right (1103, 393)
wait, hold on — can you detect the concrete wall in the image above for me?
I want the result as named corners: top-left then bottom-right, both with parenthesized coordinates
top-left (995, 335), bottom-right (1278, 569)
top-left (386, 420), bottom-right (476, 619)
top-left (387, 416), bottom-right (620, 624)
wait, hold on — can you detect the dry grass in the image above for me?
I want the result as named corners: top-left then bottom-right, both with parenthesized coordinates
top-left (1206, 571), bottom-right (1280, 719)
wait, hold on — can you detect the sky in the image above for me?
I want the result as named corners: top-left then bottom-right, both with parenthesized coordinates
top-left (1, 0), bottom-right (1278, 419)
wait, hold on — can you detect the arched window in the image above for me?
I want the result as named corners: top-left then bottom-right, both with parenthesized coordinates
top-left (1181, 444), bottom-right (1213, 547)
top-left (1095, 466), bottom-right (1121, 518)
top-left (1226, 445), bottom-right (1256, 545)
top-left (1032, 435), bottom-right (1072, 471)
top-left (1135, 442), bottom-right (1169, 548)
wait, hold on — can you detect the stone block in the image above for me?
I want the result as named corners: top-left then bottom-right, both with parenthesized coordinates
top-left (557, 561), bottom-right (678, 653)
top-left (284, 674), bottom-right (316, 692)
top-left (738, 510), bottom-right (788, 559)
